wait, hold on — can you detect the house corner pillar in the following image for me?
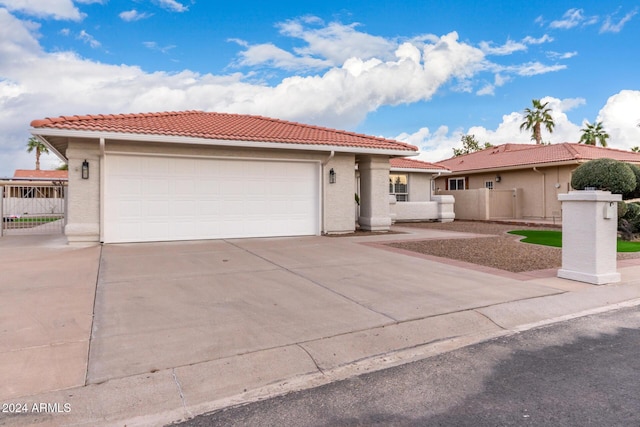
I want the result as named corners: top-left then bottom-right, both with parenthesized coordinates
top-left (65, 145), bottom-right (101, 245)
top-left (358, 156), bottom-right (391, 231)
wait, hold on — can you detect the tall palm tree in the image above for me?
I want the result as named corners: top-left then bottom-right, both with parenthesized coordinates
top-left (519, 99), bottom-right (555, 144)
top-left (579, 121), bottom-right (609, 147)
top-left (26, 137), bottom-right (49, 170)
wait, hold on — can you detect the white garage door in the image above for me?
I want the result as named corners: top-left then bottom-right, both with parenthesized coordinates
top-left (104, 155), bottom-right (319, 243)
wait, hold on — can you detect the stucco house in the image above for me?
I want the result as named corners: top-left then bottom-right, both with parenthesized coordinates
top-left (434, 143), bottom-right (640, 222)
top-left (29, 110), bottom-right (420, 244)
top-left (388, 158), bottom-right (454, 222)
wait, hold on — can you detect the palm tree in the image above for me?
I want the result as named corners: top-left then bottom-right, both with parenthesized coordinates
top-left (519, 99), bottom-right (555, 144)
top-left (579, 121), bottom-right (609, 147)
top-left (26, 137), bottom-right (49, 170)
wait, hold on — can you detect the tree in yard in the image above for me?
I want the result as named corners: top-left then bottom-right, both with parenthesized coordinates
top-left (519, 99), bottom-right (555, 144)
top-left (452, 134), bottom-right (492, 157)
top-left (579, 121), bottom-right (609, 147)
top-left (631, 147), bottom-right (640, 152)
top-left (26, 137), bottom-right (49, 170)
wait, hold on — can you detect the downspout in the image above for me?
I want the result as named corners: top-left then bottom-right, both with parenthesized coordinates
top-left (533, 167), bottom-right (546, 219)
top-left (321, 151), bottom-right (335, 234)
top-left (99, 138), bottom-right (105, 242)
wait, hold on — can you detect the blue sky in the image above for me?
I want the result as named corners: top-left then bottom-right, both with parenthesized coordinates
top-left (1, 0), bottom-right (639, 176)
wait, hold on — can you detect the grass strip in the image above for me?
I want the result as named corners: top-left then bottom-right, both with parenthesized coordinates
top-left (508, 230), bottom-right (640, 253)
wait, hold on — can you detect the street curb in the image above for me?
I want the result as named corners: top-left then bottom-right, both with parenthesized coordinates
top-left (3, 287), bottom-right (640, 427)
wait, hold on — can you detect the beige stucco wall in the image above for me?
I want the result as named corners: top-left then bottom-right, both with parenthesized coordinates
top-left (435, 165), bottom-right (578, 221)
top-left (323, 154), bottom-right (356, 233)
top-left (63, 137), bottom-right (366, 241)
top-left (358, 156), bottom-right (391, 231)
top-left (438, 188), bottom-right (490, 220)
top-left (65, 140), bottom-right (101, 244)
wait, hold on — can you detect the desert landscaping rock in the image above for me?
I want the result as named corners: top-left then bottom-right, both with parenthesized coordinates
top-left (391, 221), bottom-right (640, 273)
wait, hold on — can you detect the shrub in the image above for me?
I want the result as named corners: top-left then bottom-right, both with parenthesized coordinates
top-left (623, 163), bottom-right (640, 200)
top-left (571, 158), bottom-right (636, 195)
top-left (618, 201), bottom-right (629, 219)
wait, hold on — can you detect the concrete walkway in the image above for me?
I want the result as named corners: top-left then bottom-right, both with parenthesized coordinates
top-left (1, 227), bottom-right (640, 426)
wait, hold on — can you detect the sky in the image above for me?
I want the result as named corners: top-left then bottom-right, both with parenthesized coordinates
top-left (1, 0), bottom-right (639, 176)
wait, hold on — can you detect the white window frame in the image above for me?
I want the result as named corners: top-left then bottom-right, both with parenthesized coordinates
top-left (389, 173), bottom-right (409, 201)
top-left (448, 177), bottom-right (465, 190)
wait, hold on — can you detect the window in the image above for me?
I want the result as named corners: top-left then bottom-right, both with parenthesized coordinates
top-left (389, 174), bottom-right (408, 201)
top-left (448, 177), bottom-right (465, 190)
top-left (485, 181), bottom-right (494, 190)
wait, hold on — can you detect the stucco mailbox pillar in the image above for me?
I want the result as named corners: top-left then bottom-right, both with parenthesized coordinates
top-left (557, 190), bottom-right (621, 285)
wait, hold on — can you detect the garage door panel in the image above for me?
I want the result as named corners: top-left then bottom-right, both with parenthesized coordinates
top-left (105, 155), bottom-right (319, 243)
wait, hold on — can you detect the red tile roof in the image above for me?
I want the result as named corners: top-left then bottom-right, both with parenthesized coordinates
top-left (31, 110), bottom-right (418, 152)
top-left (13, 169), bottom-right (68, 180)
top-left (437, 143), bottom-right (640, 173)
top-left (390, 157), bottom-right (449, 171)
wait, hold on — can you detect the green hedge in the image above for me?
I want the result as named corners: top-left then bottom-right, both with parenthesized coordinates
top-left (571, 158), bottom-right (636, 195)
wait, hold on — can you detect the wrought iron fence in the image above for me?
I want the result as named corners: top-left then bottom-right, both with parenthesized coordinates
top-left (1, 183), bottom-right (66, 236)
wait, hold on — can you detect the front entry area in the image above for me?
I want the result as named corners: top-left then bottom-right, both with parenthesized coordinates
top-left (103, 154), bottom-right (320, 243)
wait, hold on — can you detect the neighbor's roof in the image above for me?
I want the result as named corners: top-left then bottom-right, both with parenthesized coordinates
top-left (30, 110), bottom-right (418, 154)
top-left (13, 169), bottom-right (68, 180)
top-left (437, 143), bottom-right (640, 173)
top-left (390, 157), bottom-right (450, 172)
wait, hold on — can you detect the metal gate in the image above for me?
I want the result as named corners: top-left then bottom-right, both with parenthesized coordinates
top-left (1, 183), bottom-right (66, 236)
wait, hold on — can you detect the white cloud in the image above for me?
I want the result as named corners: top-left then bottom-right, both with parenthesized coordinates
top-left (597, 90), bottom-right (640, 150)
top-left (396, 96), bottom-right (617, 162)
top-left (0, 0), bottom-right (84, 20)
top-left (119, 9), bottom-right (152, 22)
top-left (77, 29), bottom-right (100, 48)
top-left (278, 19), bottom-right (397, 66)
top-left (546, 50), bottom-right (578, 60)
top-left (600, 8), bottom-right (638, 33)
top-left (479, 34), bottom-right (553, 56)
top-left (502, 61), bottom-right (567, 76)
top-left (522, 34), bottom-right (553, 44)
top-left (549, 8), bottom-right (599, 30)
top-left (143, 41), bottom-right (175, 54)
top-left (479, 39), bottom-right (527, 56)
top-left (232, 41), bottom-right (332, 71)
top-left (153, 0), bottom-right (187, 12)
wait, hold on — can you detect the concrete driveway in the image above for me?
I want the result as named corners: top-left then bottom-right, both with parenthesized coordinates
top-left (6, 226), bottom-right (640, 426)
top-left (87, 229), bottom-right (561, 384)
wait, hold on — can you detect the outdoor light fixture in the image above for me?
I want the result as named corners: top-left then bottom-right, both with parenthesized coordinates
top-left (329, 168), bottom-right (336, 184)
top-left (82, 160), bottom-right (89, 180)
top-left (495, 175), bottom-right (501, 182)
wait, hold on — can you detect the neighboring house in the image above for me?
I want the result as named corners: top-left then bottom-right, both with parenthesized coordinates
top-left (1, 170), bottom-right (67, 218)
top-left (434, 143), bottom-right (640, 221)
top-left (388, 158), bottom-right (454, 222)
top-left (30, 110), bottom-right (419, 244)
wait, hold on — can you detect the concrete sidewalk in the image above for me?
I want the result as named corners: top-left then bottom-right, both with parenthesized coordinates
top-left (1, 228), bottom-right (640, 427)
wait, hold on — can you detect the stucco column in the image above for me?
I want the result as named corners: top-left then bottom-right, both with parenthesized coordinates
top-left (557, 190), bottom-right (621, 285)
top-left (65, 143), bottom-right (101, 245)
top-left (358, 156), bottom-right (391, 231)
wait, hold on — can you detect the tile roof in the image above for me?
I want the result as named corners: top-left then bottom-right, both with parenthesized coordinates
top-left (13, 169), bottom-right (68, 179)
top-left (436, 143), bottom-right (640, 173)
top-left (31, 110), bottom-right (418, 152)
top-left (390, 157), bottom-right (449, 171)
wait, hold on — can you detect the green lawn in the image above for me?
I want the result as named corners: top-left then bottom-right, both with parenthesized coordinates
top-left (4, 216), bottom-right (62, 223)
top-left (508, 230), bottom-right (640, 253)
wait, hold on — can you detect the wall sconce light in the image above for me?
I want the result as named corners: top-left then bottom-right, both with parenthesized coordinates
top-left (329, 168), bottom-right (336, 184)
top-left (82, 160), bottom-right (89, 180)
top-left (495, 175), bottom-right (501, 182)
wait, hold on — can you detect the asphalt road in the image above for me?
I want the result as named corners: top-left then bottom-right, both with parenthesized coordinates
top-left (174, 305), bottom-right (640, 427)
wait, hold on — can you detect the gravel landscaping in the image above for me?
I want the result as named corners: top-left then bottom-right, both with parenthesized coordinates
top-left (389, 221), bottom-right (640, 273)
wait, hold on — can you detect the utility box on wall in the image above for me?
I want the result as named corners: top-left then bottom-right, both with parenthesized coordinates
top-left (557, 190), bottom-right (622, 285)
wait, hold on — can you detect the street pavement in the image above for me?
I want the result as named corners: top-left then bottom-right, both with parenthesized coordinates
top-left (1, 227), bottom-right (640, 426)
top-left (178, 305), bottom-right (640, 427)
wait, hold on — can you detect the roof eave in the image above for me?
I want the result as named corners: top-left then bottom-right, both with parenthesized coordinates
top-left (30, 128), bottom-right (418, 157)
top-left (442, 160), bottom-right (585, 175)
top-left (391, 167), bottom-right (451, 174)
